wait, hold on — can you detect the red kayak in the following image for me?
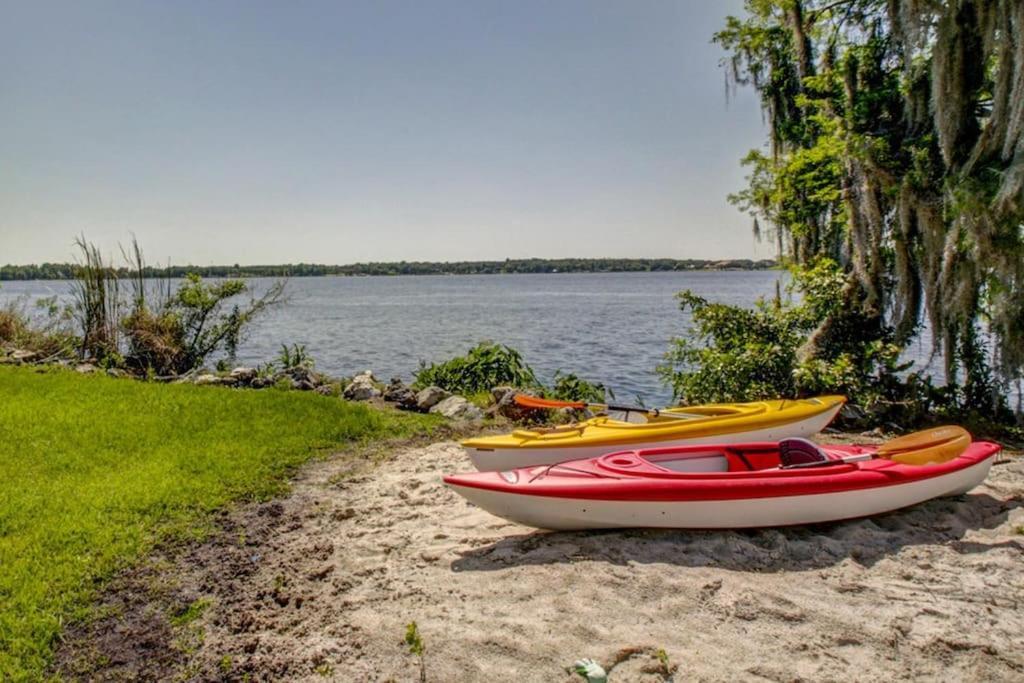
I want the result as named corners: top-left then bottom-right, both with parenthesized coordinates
top-left (444, 427), bottom-right (1000, 530)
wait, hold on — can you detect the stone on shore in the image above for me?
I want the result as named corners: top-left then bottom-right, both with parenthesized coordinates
top-left (415, 386), bottom-right (450, 411)
top-left (75, 363), bottom-right (97, 374)
top-left (230, 367), bottom-right (257, 384)
top-left (11, 350), bottom-right (38, 363)
top-left (490, 385), bottom-right (532, 420)
top-left (343, 371), bottom-right (381, 401)
top-left (283, 366), bottom-right (321, 391)
top-left (429, 395), bottom-right (484, 421)
top-left (383, 377), bottom-right (418, 409)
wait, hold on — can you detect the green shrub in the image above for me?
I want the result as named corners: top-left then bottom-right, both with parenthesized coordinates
top-left (413, 342), bottom-right (540, 394)
top-left (657, 290), bottom-right (805, 404)
top-left (658, 258), bottom-right (925, 414)
top-left (548, 371), bottom-right (611, 404)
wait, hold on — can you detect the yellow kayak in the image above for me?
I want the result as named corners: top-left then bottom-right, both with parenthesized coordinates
top-left (463, 396), bottom-right (846, 471)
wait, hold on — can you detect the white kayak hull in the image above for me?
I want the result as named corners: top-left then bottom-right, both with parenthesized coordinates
top-left (466, 403), bottom-right (842, 472)
top-left (447, 456), bottom-right (994, 531)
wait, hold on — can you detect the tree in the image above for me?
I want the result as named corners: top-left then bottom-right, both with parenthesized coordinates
top-left (715, 0), bottom-right (1024, 412)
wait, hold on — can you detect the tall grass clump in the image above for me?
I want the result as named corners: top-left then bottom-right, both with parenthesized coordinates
top-left (71, 236), bottom-right (121, 362)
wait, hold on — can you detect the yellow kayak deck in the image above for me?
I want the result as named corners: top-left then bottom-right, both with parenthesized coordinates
top-left (462, 396), bottom-right (846, 450)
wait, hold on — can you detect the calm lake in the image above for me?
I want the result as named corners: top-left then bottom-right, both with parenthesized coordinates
top-left (2, 271), bottom-right (945, 405)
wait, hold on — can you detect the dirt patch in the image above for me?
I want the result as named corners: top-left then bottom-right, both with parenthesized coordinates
top-left (55, 438), bottom-right (1024, 681)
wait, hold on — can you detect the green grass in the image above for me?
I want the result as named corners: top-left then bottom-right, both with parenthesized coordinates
top-left (0, 366), bottom-right (441, 679)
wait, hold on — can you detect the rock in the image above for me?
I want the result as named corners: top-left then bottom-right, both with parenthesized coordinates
top-left (429, 395), bottom-right (484, 422)
top-left (490, 386), bottom-right (517, 404)
top-left (314, 385), bottom-right (334, 396)
top-left (11, 349), bottom-right (38, 362)
top-left (382, 377), bottom-right (405, 399)
top-left (287, 366), bottom-right (322, 387)
top-left (839, 405), bottom-right (864, 421)
top-left (75, 363), bottom-right (97, 374)
top-left (343, 371), bottom-right (381, 401)
top-left (552, 406), bottom-right (587, 423)
top-left (415, 385), bottom-right (451, 411)
top-left (229, 366), bottom-right (257, 384)
top-left (491, 386), bottom-right (533, 421)
top-left (383, 377), bottom-right (418, 409)
top-left (105, 367), bottom-right (126, 378)
top-left (194, 373), bottom-right (224, 386)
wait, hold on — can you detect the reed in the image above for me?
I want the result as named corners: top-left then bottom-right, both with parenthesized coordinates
top-left (71, 236), bottom-right (121, 361)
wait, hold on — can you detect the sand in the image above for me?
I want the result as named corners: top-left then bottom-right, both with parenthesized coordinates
top-left (58, 438), bottom-right (1024, 682)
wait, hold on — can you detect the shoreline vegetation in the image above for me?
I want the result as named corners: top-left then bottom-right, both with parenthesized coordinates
top-left (0, 257), bottom-right (777, 281)
top-left (2, 235), bottom-right (1020, 433)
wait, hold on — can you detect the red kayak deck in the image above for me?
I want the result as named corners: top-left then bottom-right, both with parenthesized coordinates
top-left (444, 441), bottom-right (1002, 502)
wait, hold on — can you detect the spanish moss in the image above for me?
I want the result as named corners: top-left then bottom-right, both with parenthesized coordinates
top-left (717, 0), bottom-right (1024, 412)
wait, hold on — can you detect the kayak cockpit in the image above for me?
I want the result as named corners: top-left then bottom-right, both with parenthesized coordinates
top-left (594, 442), bottom-right (859, 476)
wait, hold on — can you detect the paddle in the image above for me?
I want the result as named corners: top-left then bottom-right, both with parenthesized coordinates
top-left (512, 394), bottom-right (702, 421)
top-left (876, 425), bottom-right (971, 465)
top-left (781, 426), bottom-right (972, 469)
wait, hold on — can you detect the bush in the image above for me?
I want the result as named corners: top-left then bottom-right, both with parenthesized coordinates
top-left (121, 274), bottom-right (285, 376)
top-left (658, 258), bottom-right (924, 414)
top-left (413, 341), bottom-right (540, 394)
top-left (657, 290), bottom-right (806, 404)
top-left (412, 342), bottom-right (613, 409)
top-left (0, 296), bottom-right (76, 359)
top-left (548, 371), bottom-right (611, 404)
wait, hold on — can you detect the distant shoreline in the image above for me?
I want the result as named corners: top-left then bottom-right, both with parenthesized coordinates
top-left (0, 258), bottom-right (777, 281)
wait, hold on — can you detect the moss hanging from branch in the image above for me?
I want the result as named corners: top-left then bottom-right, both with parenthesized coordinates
top-left (716, 0), bottom-right (1024, 410)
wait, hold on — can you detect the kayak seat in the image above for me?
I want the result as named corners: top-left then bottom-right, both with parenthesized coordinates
top-left (779, 438), bottom-right (830, 468)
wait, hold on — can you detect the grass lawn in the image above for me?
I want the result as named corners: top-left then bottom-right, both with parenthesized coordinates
top-left (0, 366), bottom-right (441, 679)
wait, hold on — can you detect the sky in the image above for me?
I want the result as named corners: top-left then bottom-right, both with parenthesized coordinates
top-left (0, 0), bottom-right (769, 266)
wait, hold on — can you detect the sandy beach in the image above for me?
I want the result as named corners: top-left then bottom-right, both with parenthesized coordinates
top-left (58, 437), bottom-right (1024, 681)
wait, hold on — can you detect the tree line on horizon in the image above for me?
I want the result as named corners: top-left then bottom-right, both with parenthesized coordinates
top-left (0, 257), bottom-right (777, 281)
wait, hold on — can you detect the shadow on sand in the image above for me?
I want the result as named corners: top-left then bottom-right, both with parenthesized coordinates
top-left (452, 492), bottom-right (1023, 574)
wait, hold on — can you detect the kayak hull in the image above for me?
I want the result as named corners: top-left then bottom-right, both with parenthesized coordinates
top-left (445, 441), bottom-right (999, 531)
top-left (466, 398), bottom-right (843, 471)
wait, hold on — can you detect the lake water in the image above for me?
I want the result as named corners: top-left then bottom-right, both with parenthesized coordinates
top-left (4, 271), bottom-right (964, 406)
top-left (2, 272), bottom-right (794, 404)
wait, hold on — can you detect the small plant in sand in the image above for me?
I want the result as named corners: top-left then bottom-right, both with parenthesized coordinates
top-left (404, 621), bottom-right (426, 682)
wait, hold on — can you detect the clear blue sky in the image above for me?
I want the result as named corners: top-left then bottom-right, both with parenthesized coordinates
top-left (1, 0), bottom-right (767, 265)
